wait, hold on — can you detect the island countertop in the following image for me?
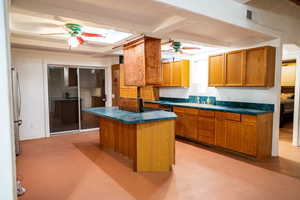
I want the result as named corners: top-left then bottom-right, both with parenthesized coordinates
top-left (83, 106), bottom-right (177, 124)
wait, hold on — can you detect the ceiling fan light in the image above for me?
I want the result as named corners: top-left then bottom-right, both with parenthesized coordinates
top-left (68, 37), bottom-right (80, 47)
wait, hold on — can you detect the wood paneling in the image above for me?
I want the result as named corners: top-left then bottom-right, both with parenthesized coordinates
top-left (111, 64), bottom-right (120, 106)
top-left (136, 120), bottom-right (175, 171)
top-left (208, 54), bottom-right (225, 86)
top-left (123, 36), bottom-right (161, 86)
top-left (225, 50), bottom-right (245, 86)
top-left (99, 117), bottom-right (175, 172)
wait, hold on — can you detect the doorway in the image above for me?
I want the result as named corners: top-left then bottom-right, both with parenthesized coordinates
top-left (47, 65), bottom-right (106, 135)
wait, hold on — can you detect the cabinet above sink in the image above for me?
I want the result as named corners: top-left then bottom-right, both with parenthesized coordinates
top-left (208, 46), bottom-right (276, 87)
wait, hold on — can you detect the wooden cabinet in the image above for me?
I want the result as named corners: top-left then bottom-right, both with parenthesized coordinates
top-left (245, 46), bottom-right (276, 87)
top-left (174, 107), bottom-right (273, 160)
top-left (208, 54), bottom-right (225, 86)
top-left (119, 64), bottom-right (158, 101)
top-left (214, 112), bottom-right (273, 159)
top-left (208, 46), bottom-right (275, 87)
top-left (225, 50), bottom-right (245, 86)
top-left (173, 107), bottom-right (198, 140)
top-left (123, 36), bottom-right (161, 86)
top-left (162, 62), bottom-right (172, 86)
top-left (161, 60), bottom-right (190, 87)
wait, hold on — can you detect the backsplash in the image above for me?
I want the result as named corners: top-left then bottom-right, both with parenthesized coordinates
top-left (158, 96), bottom-right (274, 111)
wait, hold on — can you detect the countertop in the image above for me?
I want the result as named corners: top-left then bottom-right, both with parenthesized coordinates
top-left (145, 101), bottom-right (273, 115)
top-left (83, 106), bottom-right (177, 124)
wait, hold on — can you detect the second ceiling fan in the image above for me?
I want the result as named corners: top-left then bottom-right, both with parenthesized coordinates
top-left (162, 40), bottom-right (201, 54)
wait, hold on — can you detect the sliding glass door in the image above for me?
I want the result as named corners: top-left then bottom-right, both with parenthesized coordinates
top-left (48, 65), bottom-right (105, 134)
top-left (79, 68), bottom-right (106, 129)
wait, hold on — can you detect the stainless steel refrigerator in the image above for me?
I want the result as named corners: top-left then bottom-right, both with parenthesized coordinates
top-left (11, 67), bottom-right (22, 155)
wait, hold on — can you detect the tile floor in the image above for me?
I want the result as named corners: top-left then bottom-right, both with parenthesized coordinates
top-left (17, 130), bottom-right (300, 200)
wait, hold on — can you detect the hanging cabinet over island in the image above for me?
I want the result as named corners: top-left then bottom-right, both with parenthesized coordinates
top-left (123, 36), bottom-right (162, 87)
top-left (208, 46), bottom-right (276, 87)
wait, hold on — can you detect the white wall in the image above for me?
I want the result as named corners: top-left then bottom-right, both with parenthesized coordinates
top-left (11, 48), bottom-right (118, 140)
top-left (160, 40), bottom-right (282, 156)
top-left (0, 0), bottom-right (17, 199)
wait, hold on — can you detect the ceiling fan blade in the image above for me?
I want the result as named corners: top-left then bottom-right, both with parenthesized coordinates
top-left (77, 36), bottom-right (85, 44)
top-left (161, 49), bottom-right (174, 52)
top-left (161, 39), bottom-right (174, 45)
top-left (40, 33), bottom-right (68, 36)
top-left (181, 47), bottom-right (201, 50)
top-left (82, 32), bottom-right (105, 37)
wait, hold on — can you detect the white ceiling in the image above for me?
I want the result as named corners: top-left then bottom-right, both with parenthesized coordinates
top-left (10, 0), bottom-right (276, 56)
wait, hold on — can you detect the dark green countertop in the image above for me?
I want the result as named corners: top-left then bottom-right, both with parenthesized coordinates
top-left (145, 101), bottom-right (273, 115)
top-left (83, 106), bottom-right (177, 124)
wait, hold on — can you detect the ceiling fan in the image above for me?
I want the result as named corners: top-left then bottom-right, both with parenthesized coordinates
top-left (41, 23), bottom-right (105, 48)
top-left (161, 40), bottom-right (201, 54)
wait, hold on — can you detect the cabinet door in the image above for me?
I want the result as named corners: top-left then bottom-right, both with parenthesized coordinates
top-left (241, 122), bottom-right (257, 156)
top-left (119, 64), bottom-right (138, 98)
top-left (208, 54), bottom-right (225, 86)
top-left (175, 112), bottom-right (185, 137)
top-left (225, 50), bottom-right (245, 86)
top-left (140, 86), bottom-right (159, 101)
top-left (162, 62), bottom-right (171, 86)
top-left (198, 116), bottom-right (215, 144)
top-left (225, 120), bottom-right (242, 152)
top-left (124, 42), bottom-right (146, 86)
top-left (245, 47), bottom-right (267, 86)
top-left (215, 112), bottom-right (226, 148)
top-left (182, 114), bottom-right (198, 140)
top-left (171, 61), bottom-right (181, 86)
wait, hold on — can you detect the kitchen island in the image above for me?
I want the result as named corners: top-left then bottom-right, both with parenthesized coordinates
top-left (84, 107), bottom-right (177, 172)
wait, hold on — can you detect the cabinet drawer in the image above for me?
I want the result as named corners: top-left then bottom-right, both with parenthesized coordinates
top-left (198, 110), bottom-right (215, 118)
top-left (225, 113), bottom-right (241, 121)
top-left (198, 117), bottom-right (214, 131)
top-left (173, 107), bottom-right (198, 115)
top-left (144, 103), bottom-right (160, 109)
top-left (242, 114), bottom-right (257, 124)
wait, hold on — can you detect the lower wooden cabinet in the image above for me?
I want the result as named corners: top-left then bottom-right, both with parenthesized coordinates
top-left (173, 107), bottom-right (198, 140)
top-left (174, 106), bottom-right (273, 160)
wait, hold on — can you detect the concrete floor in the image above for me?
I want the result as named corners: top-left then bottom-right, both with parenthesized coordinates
top-left (17, 130), bottom-right (300, 200)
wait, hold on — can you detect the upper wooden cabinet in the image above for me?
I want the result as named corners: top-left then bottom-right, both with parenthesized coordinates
top-left (208, 54), bottom-right (225, 86)
top-left (161, 60), bottom-right (190, 87)
top-left (244, 46), bottom-right (276, 87)
top-left (225, 50), bottom-right (245, 86)
top-left (123, 36), bottom-right (162, 87)
top-left (208, 46), bottom-right (275, 87)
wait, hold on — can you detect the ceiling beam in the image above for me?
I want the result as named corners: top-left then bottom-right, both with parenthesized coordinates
top-left (152, 15), bottom-right (186, 34)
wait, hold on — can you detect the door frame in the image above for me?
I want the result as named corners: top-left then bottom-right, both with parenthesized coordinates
top-left (44, 64), bottom-right (109, 137)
